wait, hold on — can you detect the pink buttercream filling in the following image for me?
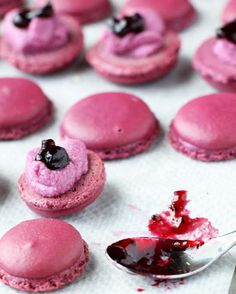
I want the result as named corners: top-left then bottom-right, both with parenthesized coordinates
top-left (25, 139), bottom-right (88, 197)
top-left (2, 9), bottom-right (69, 54)
top-left (102, 9), bottom-right (166, 58)
top-left (213, 39), bottom-right (236, 66)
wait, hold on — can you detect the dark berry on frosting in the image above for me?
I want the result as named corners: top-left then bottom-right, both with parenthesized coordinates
top-left (35, 3), bottom-right (53, 18)
top-left (35, 139), bottom-right (70, 171)
top-left (217, 20), bottom-right (236, 44)
top-left (108, 13), bottom-right (145, 37)
top-left (13, 3), bottom-right (54, 29)
top-left (13, 10), bottom-right (31, 28)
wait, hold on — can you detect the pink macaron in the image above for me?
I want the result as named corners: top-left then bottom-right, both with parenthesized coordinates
top-left (0, 0), bottom-right (22, 17)
top-left (169, 93), bottom-right (236, 161)
top-left (60, 92), bottom-right (160, 160)
top-left (0, 219), bottom-right (89, 292)
top-left (222, 0), bottom-right (236, 24)
top-left (0, 77), bottom-right (53, 140)
top-left (86, 9), bottom-right (180, 84)
top-left (35, 0), bottom-right (111, 24)
top-left (122, 0), bottom-right (197, 32)
top-left (193, 20), bottom-right (236, 92)
top-left (18, 138), bottom-right (106, 217)
top-left (0, 3), bottom-right (83, 75)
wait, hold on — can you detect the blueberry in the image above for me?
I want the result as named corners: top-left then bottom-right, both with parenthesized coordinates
top-left (35, 139), bottom-right (70, 171)
top-left (109, 13), bottom-right (145, 37)
top-left (217, 20), bottom-right (236, 44)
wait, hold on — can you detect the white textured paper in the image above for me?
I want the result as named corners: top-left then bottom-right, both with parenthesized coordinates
top-left (0, 0), bottom-right (235, 293)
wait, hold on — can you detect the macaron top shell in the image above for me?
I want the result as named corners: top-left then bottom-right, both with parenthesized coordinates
top-left (36, 0), bottom-right (109, 14)
top-left (0, 219), bottom-right (84, 279)
top-left (0, 78), bottom-right (49, 128)
top-left (123, 0), bottom-right (194, 23)
top-left (223, 0), bottom-right (236, 23)
top-left (61, 92), bottom-right (157, 150)
top-left (172, 93), bottom-right (236, 150)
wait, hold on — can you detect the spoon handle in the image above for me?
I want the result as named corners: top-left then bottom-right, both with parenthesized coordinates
top-left (220, 230), bottom-right (236, 248)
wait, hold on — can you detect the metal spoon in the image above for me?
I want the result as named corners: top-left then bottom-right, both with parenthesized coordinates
top-left (106, 231), bottom-right (236, 280)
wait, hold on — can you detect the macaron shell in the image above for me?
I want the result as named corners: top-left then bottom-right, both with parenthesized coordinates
top-left (122, 0), bottom-right (197, 31)
top-left (193, 37), bottom-right (236, 91)
top-left (86, 31), bottom-right (180, 84)
top-left (36, 0), bottom-right (111, 24)
top-left (0, 78), bottom-right (53, 140)
top-left (0, 219), bottom-right (89, 292)
top-left (0, 17), bottom-right (83, 75)
top-left (169, 93), bottom-right (236, 161)
top-left (0, 244), bottom-right (89, 292)
top-left (223, 0), bottom-right (236, 23)
top-left (18, 151), bottom-right (106, 217)
top-left (0, 0), bottom-right (22, 17)
top-left (61, 92), bottom-right (158, 149)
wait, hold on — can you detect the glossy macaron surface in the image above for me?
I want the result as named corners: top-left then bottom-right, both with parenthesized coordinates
top-left (122, 0), bottom-right (196, 31)
top-left (0, 219), bottom-right (84, 279)
top-left (0, 78), bottom-right (49, 128)
top-left (61, 92), bottom-right (157, 150)
top-left (36, 0), bottom-right (109, 13)
top-left (171, 93), bottom-right (236, 150)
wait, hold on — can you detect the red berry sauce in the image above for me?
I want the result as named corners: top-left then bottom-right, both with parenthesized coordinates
top-left (148, 191), bottom-right (218, 242)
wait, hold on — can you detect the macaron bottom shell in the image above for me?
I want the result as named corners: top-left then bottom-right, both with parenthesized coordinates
top-left (0, 17), bottom-right (83, 75)
top-left (193, 38), bottom-right (236, 92)
top-left (86, 31), bottom-right (180, 84)
top-left (0, 242), bottom-right (89, 292)
top-left (18, 151), bottom-right (106, 217)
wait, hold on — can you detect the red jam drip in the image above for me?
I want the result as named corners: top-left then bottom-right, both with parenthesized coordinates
top-left (217, 20), bottom-right (236, 44)
top-left (148, 191), bottom-right (210, 239)
top-left (107, 237), bottom-right (203, 276)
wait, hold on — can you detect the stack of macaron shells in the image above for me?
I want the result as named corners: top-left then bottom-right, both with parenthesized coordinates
top-left (35, 0), bottom-right (112, 24)
top-left (60, 92), bottom-right (160, 160)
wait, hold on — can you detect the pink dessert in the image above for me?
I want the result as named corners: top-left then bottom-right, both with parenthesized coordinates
top-left (193, 20), bottom-right (236, 91)
top-left (223, 0), bottom-right (236, 24)
top-left (0, 77), bottom-right (53, 140)
top-left (0, 0), bottom-right (22, 17)
top-left (18, 138), bottom-right (106, 217)
top-left (122, 0), bottom-right (197, 32)
top-left (0, 3), bottom-right (83, 74)
top-left (169, 93), bottom-right (236, 161)
top-left (0, 219), bottom-right (89, 292)
top-left (60, 92), bottom-right (160, 160)
top-left (149, 191), bottom-right (218, 241)
top-left (86, 9), bottom-right (180, 84)
top-left (35, 0), bottom-right (111, 24)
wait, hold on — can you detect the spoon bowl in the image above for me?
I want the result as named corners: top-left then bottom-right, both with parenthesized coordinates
top-left (106, 231), bottom-right (236, 280)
